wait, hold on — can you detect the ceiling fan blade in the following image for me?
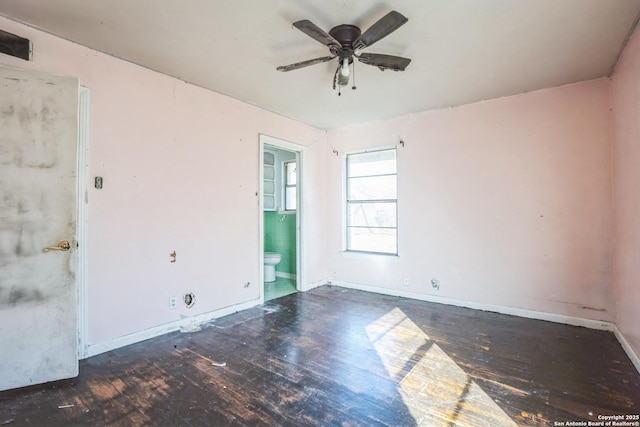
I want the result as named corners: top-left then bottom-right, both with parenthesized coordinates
top-left (293, 20), bottom-right (341, 49)
top-left (357, 53), bottom-right (411, 71)
top-left (354, 11), bottom-right (408, 49)
top-left (277, 55), bottom-right (336, 72)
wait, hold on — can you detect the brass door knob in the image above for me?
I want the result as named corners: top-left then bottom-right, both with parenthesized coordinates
top-left (43, 240), bottom-right (71, 253)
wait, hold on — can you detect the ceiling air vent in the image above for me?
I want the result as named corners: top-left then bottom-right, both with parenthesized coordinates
top-left (0, 29), bottom-right (31, 61)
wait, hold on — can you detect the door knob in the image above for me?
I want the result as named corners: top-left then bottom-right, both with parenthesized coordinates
top-left (43, 240), bottom-right (71, 252)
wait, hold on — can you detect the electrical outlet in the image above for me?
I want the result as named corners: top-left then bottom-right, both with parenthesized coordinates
top-left (331, 268), bottom-right (337, 278)
top-left (431, 278), bottom-right (440, 290)
top-left (403, 276), bottom-right (409, 287)
top-left (169, 296), bottom-right (177, 310)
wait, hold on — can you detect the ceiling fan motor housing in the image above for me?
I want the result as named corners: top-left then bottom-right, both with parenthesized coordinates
top-left (329, 24), bottom-right (361, 62)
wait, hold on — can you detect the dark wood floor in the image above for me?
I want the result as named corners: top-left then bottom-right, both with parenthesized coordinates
top-left (1, 286), bottom-right (639, 426)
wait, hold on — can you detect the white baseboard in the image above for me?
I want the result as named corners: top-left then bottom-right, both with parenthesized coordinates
top-left (301, 278), bottom-right (328, 292)
top-left (275, 271), bottom-right (296, 280)
top-left (612, 325), bottom-right (640, 374)
top-left (331, 280), bottom-right (613, 330)
top-left (330, 280), bottom-right (640, 374)
top-left (84, 298), bottom-right (261, 359)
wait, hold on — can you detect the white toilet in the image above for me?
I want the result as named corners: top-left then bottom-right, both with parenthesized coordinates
top-left (264, 252), bottom-right (282, 283)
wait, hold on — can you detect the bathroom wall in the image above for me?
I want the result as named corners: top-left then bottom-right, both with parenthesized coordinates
top-left (0, 16), bottom-right (327, 348)
top-left (326, 78), bottom-right (613, 322)
top-left (611, 21), bottom-right (640, 362)
top-left (264, 212), bottom-right (296, 276)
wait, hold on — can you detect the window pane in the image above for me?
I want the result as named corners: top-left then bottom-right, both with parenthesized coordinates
top-left (347, 149), bottom-right (396, 177)
top-left (264, 195), bottom-right (275, 210)
top-left (348, 175), bottom-right (396, 200)
top-left (348, 202), bottom-right (397, 227)
top-left (264, 166), bottom-right (275, 180)
top-left (264, 152), bottom-right (275, 165)
top-left (347, 227), bottom-right (397, 254)
top-left (345, 148), bottom-right (397, 254)
top-left (286, 161), bottom-right (296, 185)
top-left (285, 187), bottom-right (296, 210)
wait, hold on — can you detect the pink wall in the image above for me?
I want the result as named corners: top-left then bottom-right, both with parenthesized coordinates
top-left (326, 80), bottom-right (613, 321)
top-left (612, 24), bottom-right (640, 359)
top-left (0, 17), bottom-right (327, 345)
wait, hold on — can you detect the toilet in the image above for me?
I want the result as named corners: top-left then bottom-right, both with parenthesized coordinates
top-left (264, 252), bottom-right (282, 283)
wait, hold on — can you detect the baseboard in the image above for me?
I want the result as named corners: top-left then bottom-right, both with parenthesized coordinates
top-left (275, 271), bottom-right (296, 280)
top-left (331, 280), bottom-right (614, 330)
top-left (612, 325), bottom-right (640, 374)
top-left (301, 278), bottom-right (328, 292)
top-left (85, 279), bottom-right (323, 359)
top-left (84, 298), bottom-right (261, 359)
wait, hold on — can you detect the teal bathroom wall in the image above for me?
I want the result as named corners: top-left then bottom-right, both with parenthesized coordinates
top-left (264, 211), bottom-right (296, 275)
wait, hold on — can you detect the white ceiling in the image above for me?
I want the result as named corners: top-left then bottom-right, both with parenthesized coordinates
top-left (1, 1), bottom-right (640, 130)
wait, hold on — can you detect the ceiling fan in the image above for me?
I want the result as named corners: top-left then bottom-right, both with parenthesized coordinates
top-left (277, 11), bottom-right (411, 93)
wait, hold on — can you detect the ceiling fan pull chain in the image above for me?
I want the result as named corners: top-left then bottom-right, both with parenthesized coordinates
top-left (352, 61), bottom-right (357, 90)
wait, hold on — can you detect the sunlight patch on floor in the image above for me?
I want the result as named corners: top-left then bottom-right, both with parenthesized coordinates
top-left (365, 308), bottom-right (517, 426)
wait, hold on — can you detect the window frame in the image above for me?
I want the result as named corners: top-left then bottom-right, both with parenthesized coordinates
top-left (344, 147), bottom-right (398, 256)
top-left (283, 159), bottom-right (297, 212)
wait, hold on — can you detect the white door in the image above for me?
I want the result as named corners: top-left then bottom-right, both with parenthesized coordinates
top-left (0, 65), bottom-right (79, 391)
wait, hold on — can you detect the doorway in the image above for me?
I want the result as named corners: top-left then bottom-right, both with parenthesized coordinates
top-left (259, 135), bottom-right (303, 302)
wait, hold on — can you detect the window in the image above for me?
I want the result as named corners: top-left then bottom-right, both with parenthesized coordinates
top-left (346, 148), bottom-right (397, 254)
top-left (284, 160), bottom-right (296, 211)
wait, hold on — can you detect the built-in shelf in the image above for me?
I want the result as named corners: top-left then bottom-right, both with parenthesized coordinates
top-left (264, 151), bottom-right (275, 211)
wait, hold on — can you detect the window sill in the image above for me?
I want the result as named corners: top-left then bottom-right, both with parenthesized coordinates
top-left (340, 250), bottom-right (400, 259)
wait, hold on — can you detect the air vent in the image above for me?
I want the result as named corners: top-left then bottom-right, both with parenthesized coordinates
top-left (0, 29), bottom-right (31, 61)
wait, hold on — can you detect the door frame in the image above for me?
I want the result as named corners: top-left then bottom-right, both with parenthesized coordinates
top-left (77, 86), bottom-right (90, 359)
top-left (259, 134), bottom-right (305, 303)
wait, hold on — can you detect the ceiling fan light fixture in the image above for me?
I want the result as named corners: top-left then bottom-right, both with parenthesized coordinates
top-left (340, 58), bottom-right (350, 77)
